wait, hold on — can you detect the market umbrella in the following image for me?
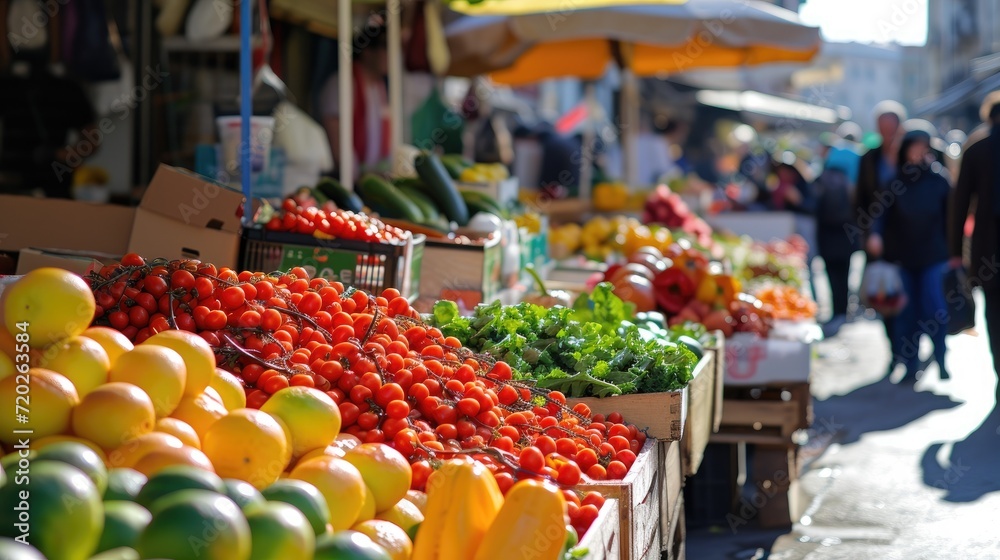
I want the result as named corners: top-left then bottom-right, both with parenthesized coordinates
top-left (446, 0), bottom-right (822, 85)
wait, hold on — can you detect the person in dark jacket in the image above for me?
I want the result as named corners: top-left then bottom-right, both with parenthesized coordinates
top-left (855, 100), bottom-right (907, 373)
top-left (949, 96), bottom-right (1000, 386)
top-left (815, 149), bottom-right (860, 337)
top-left (868, 129), bottom-right (952, 383)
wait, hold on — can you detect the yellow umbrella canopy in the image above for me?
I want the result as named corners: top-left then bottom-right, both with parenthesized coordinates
top-left (447, 0), bottom-right (821, 85)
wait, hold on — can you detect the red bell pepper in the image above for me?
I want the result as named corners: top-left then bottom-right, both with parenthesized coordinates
top-left (654, 267), bottom-right (696, 314)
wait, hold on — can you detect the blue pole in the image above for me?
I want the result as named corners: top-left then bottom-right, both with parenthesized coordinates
top-left (240, 0), bottom-right (253, 226)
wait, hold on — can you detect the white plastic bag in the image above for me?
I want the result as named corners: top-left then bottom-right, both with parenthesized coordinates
top-left (860, 261), bottom-right (908, 317)
top-left (272, 101), bottom-right (333, 172)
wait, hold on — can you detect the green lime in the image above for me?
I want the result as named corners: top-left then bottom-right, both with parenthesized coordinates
top-left (261, 479), bottom-right (331, 536)
top-left (36, 442), bottom-right (109, 495)
top-left (104, 468), bottom-right (147, 502)
top-left (135, 465), bottom-right (225, 509)
top-left (223, 479), bottom-right (267, 513)
top-left (313, 531), bottom-right (392, 560)
top-left (246, 501), bottom-right (316, 560)
top-left (405, 522), bottom-right (421, 544)
top-left (0, 536), bottom-right (46, 559)
top-left (1, 450), bottom-right (34, 481)
top-left (0, 461), bottom-right (103, 560)
top-left (137, 490), bottom-right (251, 560)
top-left (87, 546), bottom-right (140, 560)
top-left (95, 501), bottom-right (151, 553)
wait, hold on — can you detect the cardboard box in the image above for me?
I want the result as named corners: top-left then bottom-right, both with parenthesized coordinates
top-left (724, 333), bottom-right (811, 386)
top-left (419, 231), bottom-right (502, 309)
top-left (0, 164), bottom-right (248, 272)
top-left (128, 165), bottom-right (247, 267)
top-left (15, 248), bottom-right (118, 275)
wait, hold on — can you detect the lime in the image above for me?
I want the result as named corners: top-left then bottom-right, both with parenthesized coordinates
top-left (95, 501), bottom-right (151, 553)
top-left (0, 537), bottom-right (46, 559)
top-left (135, 465), bottom-right (225, 509)
top-left (260, 479), bottom-right (331, 536)
top-left (313, 531), bottom-right (392, 560)
top-left (224, 479), bottom-right (267, 513)
top-left (35, 441), bottom-right (109, 495)
top-left (246, 501), bottom-right (316, 560)
top-left (1, 450), bottom-right (34, 481)
top-left (0, 461), bottom-right (103, 560)
top-left (87, 547), bottom-right (140, 560)
top-left (104, 468), bottom-right (147, 502)
top-left (136, 490), bottom-right (251, 560)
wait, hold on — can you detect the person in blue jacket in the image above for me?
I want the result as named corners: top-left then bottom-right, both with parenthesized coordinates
top-left (866, 128), bottom-right (952, 383)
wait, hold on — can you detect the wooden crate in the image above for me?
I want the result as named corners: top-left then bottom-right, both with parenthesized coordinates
top-left (662, 495), bottom-right (686, 560)
top-left (712, 382), bottom-right (812, 447)
top-left (568, 389), bottom-right (685, 442)
top-left (574, 498), bottom-right (621, 560)
top-left (658, 440), bottom-right (684, 552)
top-left (578, 438), bottom-right (660, 559)
top-left (681, 350), bottom-right (720, 477)
top-left (707, 334), bottom-right (725, 432)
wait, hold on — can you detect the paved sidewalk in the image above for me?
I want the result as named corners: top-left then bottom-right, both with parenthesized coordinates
top-left (687, 312), bottom-right (1000, 559)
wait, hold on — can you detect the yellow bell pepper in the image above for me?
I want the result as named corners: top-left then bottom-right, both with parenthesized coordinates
top-left (549, 223), bottom-right (582, 259)
top-left (412, 459), bottom-right (504, 560)
top-left (473, 479), bottom-right (568, 560)
top-left (695, 274), bottom-right (742, 307)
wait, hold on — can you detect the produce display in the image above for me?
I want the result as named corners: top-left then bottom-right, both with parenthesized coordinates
top-left (1, 264), bottom-right (629, 559)
top-left (427, 283), bottom-right (699, 398)
top-left (642, 185), bottom-right (713, 247)
top-left (549, 216), bottom-right (674, 261)
top-left (753, 284), bottom-right (817, 320)
top-left (263, 196), bottom-right (411, 244)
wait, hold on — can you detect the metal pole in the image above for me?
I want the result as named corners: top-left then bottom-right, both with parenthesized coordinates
top-left (387, 0), bottom-right (404, 159)
top-left (240, 0), bottom-right (252, 225)
top-left (339, 0), bottom-right (354, 190)
top-left (579, 81), bottom-right (596, 201)
top-left (621, 67), bottom-right (640, 187)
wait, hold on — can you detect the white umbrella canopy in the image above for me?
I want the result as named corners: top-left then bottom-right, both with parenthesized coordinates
top-left (446, 0), bottom-right (822, 84)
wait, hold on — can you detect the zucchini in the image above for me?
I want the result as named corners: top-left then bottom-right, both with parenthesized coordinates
top-left (356, 174), bottom-right (425, 223)
top-left (459, 190), bottom-right (505, 218)
top-left (439, 154), bottom-right (472, 179)
top-left (414, 152), bottom-right (469, 226)
top-left (315, 177), bottom-right (363, 213)
top-left (397, 185), bottom-right (442, 223)
top-left (391, 177), bottom-right (427, 191)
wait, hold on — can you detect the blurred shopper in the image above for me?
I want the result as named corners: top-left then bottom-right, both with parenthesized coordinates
top-left (868, 129), bottom-right (952, 382)
top-left (815, 144), bottom-right (860, 337)
top-left (320, 26), bottom-right (390, 176)
top-left (857, 100), bottom-right (908, 374)
top-left (950, 95), bottom-right (1000, 388)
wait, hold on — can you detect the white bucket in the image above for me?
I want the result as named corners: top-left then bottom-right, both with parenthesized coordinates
top-left (216, 115), bottom-right (275, 177)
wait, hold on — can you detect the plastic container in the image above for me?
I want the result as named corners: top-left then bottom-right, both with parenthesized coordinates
top-left (216, 116), bottom-right (275, 176)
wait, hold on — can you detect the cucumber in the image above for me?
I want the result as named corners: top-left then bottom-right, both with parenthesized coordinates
top-left (356, 174), bottom-right (425, 223)
top-left (315, 177), bottom-right (363, 213)
top-left (460, 190), bottom-right (505, 218)
top-left (391, 177), bottom-right (427, 191)
top-left (397, 185), bottom-right (441, 223)
top-left (414, 152), bottom-right (469, 226)
top-left (439, 154), bottom-right (472, 179)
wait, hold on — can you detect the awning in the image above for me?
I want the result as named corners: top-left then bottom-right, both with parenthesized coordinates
top-left (695, 89), bottom-right (844, 124)
top-left (914, 71), bottom-right (1000, 118)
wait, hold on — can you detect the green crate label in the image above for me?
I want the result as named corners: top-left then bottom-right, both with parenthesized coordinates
top-left (280, 247), bottom-right (358, 285)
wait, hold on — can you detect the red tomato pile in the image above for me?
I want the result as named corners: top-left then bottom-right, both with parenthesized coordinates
top-left (264, 199), bottom-right (408, 244)
top-left (88, 255), bottom-right (641, 536)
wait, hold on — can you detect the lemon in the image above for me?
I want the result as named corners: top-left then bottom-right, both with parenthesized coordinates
top-left (169, 392), bottom-right (227, 440)
top-left (375, 498), bottom-right (424, 534)
top-left (0, 368), bottom-right (79, 445)
top-left (82, 327), bottom-right (134, 366)
top-left (202, 408), bottom-right (290, 489)
top-left (72, 382), bottom-right (155, 451)
top-left (110, 345), bottom-right (186, 417)
top-left (357, 484), bottom-right (377, 523)
top-left (289, 455), bottom-right (366, 531)
top-left (260, 386), bottom-right (341, 458)
top-left (143, 330), bottom-right (215, 397)
top-left (38, 335), bottom-right (110, 397)
top-left (2, 267), bottom-right (95, 348)
top-left (247, 501), bottom-right (316, 560)
top-left (352, 520), bottom-right (412, 560)
top-left (107, 432), bottom-right (185, 470)
top-left (154, 417), bottom-right (201, 449)
top-left (209, 368), bottom-right (246, 411)
top-left (130, 445), bottom-right (214, 477)
top-left (344, 444), bottom-right (412, 513)
top-left (137, 490), bottom-right (251, 560)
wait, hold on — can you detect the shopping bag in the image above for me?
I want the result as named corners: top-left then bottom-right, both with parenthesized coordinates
top-left (860, 261), bottom-right (908, 317)
top-left (942, 267), bottom-right (976, 335)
